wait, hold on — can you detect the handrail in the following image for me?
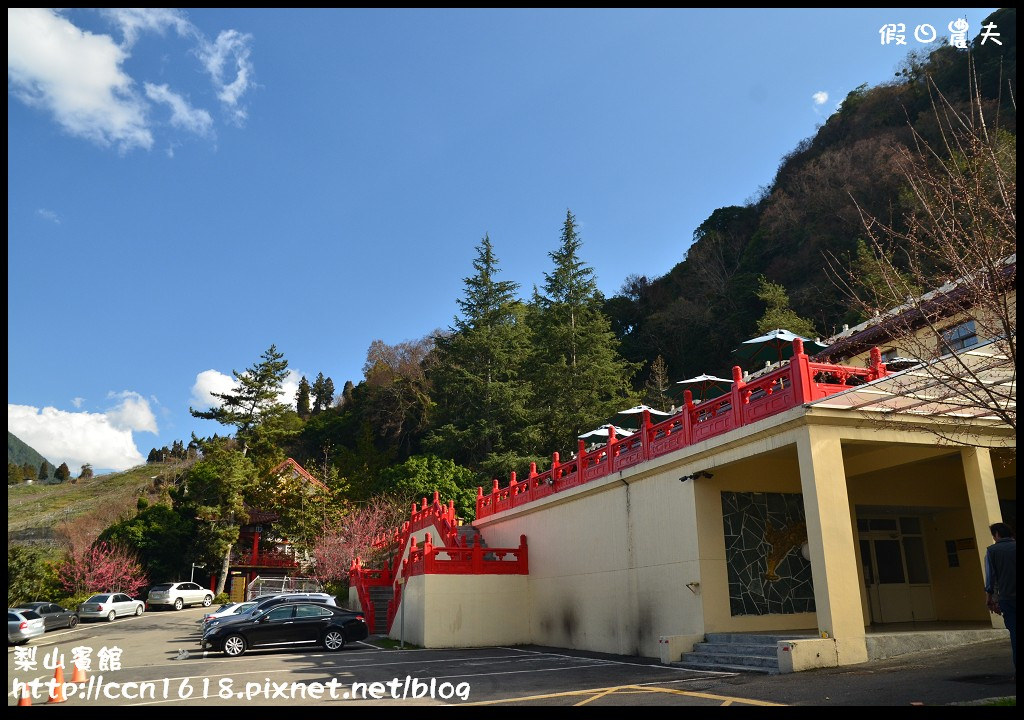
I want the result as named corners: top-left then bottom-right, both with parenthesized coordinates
top-left (386, 532), bottom-right (528, 633)
top-left (475, 340), bottom-right (889, 520)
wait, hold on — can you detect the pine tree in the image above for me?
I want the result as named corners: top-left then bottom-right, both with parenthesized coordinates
top-left (754, 276), bottom-right (817, 338)
top-left (38, 460), bottom-right (53, 482)
top-left (79, 464), bottom-right (94, 481)
top-left (428, 234), bottom-right (537, 470)
top-left (21, 462), bottom-right (35, 482)
top-left (146, 448), bottom-right (161, 464)
top-left (296, 375), bottom-right (312, 419)
top-left (311, 372), bottom-right (327, 414)
top-left (322, 377), bottom-right (335, 410)
top-left (54, 462), bottom-right (71, 483)
top-left (529, 210), bottom-right (639, 453)
top-left (190, 344), bottom-right (291, 456)
top-left (341, 380), bottom-right (355, 408)
top-left (643, 355), bottom-right (672, 411)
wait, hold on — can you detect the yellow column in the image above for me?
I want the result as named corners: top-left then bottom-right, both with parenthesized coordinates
top-left (961, 447), bottom-right (1004, 629)
top-left (796, 425), bottom-right (867, 665)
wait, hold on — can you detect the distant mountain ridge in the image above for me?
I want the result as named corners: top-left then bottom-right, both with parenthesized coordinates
top-left (8, 431), bottom-right (53, 479)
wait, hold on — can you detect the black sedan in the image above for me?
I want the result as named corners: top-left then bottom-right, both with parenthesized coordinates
top-left (201, 602), bottom-right (367, 657)
top-left (15, 602), bottom-right (79, 631)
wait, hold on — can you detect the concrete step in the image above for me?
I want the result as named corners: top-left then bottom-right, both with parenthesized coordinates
top-left (670, 659), bottom-right (775, 675)
top-left (689, 642), bottom-right (778, 657)
top-left (705, 632), bottom-right (814, 645)
top-left (680, 650), bottom-right (780, 669)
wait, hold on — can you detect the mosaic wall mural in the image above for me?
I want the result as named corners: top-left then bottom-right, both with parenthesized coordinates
top-left (722, 491), bottom-right (815, 616)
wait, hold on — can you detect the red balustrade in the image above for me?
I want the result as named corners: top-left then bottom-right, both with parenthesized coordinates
top-left (475, 339), bottom-right (889, 520)
top-left (386, 532), bottom-right (529, 633)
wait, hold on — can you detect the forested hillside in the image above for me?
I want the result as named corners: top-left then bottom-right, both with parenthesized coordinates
top-left (603, 8), bottom-right (1015, 387)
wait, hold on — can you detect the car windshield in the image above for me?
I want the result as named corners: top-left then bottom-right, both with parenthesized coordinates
top-left (87, 595), bottom-right (110, 603)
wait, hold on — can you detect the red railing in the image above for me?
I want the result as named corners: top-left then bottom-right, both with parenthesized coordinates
top-left (348, 558), bottom-right (391, 633)
top-left (233, 551), bottom-right (299, 568)
top-left (476, 340), bottom-right (888, 520)
top-left (386, 531), bottom-right (528, 632)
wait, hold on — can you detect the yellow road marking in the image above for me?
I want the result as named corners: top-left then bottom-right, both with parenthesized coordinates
top-left (573, 688), bottom-right (619, 706)
top-left (463, 682), bottom-right (785, 707)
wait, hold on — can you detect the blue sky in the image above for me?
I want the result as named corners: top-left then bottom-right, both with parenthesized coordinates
top-left (7, 8), bottom-right (1001, 473)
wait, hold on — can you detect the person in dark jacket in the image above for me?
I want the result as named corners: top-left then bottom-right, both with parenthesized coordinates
top-left (984, 522), bottom-right (1016, 674)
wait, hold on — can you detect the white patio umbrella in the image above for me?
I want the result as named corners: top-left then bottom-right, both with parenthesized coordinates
top-left (578, 424), bottom-right (635, 440)
top-left (732, 329), bottom-right (829, 368)
top-left (612, 404), bottom-right (673, 428)
top-left (673, 374), bottom-right (734, 402)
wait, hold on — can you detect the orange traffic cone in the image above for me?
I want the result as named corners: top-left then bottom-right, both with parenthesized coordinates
top-left (47, 665), bottom-right (66, 704)
top-left (17, 689), bottom-right (32, 706)
top-left (71, 661), bottom-right (88, 683)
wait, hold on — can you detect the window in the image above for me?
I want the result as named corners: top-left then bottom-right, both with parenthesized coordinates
top-left (295, 605), bottom-right (331, 618)
top-left (940, 320), bottom-right (978, 352)
top-left (881, 348), bottom-right (900, 363)
top-left (266, 606), bottom-right (294, 621)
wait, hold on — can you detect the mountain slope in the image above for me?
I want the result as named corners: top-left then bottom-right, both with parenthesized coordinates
top-left (8, 431), bottom-right (53, 479)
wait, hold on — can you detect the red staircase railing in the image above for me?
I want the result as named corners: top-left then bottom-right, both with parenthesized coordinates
top-left (476, 340), bottom-right (888, 520)
top-left (385, 531), bottom-right (528, 633)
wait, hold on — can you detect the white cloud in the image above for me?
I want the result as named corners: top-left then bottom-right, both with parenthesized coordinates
top-left (8, 8), bottom-right (153, 151)
top-left (71, 396), bottom-right (85, 408)
top-left (8, 401), bottom-right (155, 473)
top-left (190, 368), bottom-right (304, 412)
top-left (197, 30), bottom-right (255, 124)
top-left (190, 369), bottom-right (237, 410)
top-left (105, 390), bottom-right (159, 433)
top-left (144, 82), bottom-right (213, 136)
top-left (101, 8), bottom-right (193, 49)
top-left (812, 91), bottom-right (829, 106)
top-left (37, 208), bottom-right (61, 224)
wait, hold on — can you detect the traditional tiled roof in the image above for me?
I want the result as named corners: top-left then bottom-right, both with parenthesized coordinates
top-left (269, 457), bottom-right (330, 492)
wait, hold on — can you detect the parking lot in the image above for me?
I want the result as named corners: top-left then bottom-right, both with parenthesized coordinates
top-left (7, 607), bottom-right (1016, 706)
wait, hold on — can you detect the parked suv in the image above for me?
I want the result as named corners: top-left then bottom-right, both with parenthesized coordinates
top-left (148, 582), bottom-right (214, 610)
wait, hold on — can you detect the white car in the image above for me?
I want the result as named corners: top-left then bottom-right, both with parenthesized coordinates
top-left (78, 593), bottom-right (145, 622)
top-left (201, 601), bottom-right (257, 629)
top-left (148, 582), bottom-right (215, 610)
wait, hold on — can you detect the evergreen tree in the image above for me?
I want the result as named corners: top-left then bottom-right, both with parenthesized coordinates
top-left (177, 439), bottom-right (255, 596)
top-left (146, 448), bottom-right (161, 464)
top-left (341, 380), bottom-right (355, 408)
top-left (38, 460), bottom-right (53, 482)
top-left (21, 463), bottom-right (35, 482)
top-left (296, 375), bottom-right (312, 419)
top-left (54, 462), bottom-right (71, 483)
top-left (643, 355), bottom-right (672, 411)
top-left (754, 276), bottom-right (818, 338)
top-left (8, 461), bottom-right (21, 485)
top-left (79, 463), bottom-right (94, 481)
top-left (311, 372), bottom-right (335, 413)
top-left (428, 233), bottom-right (537, 470)
top-left (529, 210), bottom-right (640, 453)
top-left (190, 344), bottom-right (291, 456)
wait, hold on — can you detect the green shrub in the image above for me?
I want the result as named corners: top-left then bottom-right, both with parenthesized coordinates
top-left (213, 592), bottom-right (230, 604)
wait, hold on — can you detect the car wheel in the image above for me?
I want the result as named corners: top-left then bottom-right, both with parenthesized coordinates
top-left (174, 598), bottom-right (184, 611)
top-left (135, 604), bottom-right (144, 616)
top-left (323, 630), bottom-right (346, 651)
top-left (202, 595), bottom-right (213, 607)
top-left (107, 611), bottom-right (117, 622)
top-left (69, 616), bottom-right (79, 628)
top-left (223, 634), bottom-right (246, 657)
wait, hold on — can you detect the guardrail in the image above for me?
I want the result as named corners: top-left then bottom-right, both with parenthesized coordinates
top-left (476, 340), bottom-right (888, 519)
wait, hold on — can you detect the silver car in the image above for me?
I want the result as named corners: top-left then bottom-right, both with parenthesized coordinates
top-left (78, 593), bottom-right (145, 622)
top-left (8, 608), bottom-right (46, 645)
top-left (148, 582), bottom-right (214, 610)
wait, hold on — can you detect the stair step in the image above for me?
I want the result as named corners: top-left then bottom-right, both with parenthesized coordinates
top-left (670, 660), bottom-right (776, 675)
top-left (690, 642), bottom-right (778, 657)
top-left (681, 651), bottom-right (779, 669)
top-left (705, 632), bottom-right (814, 645)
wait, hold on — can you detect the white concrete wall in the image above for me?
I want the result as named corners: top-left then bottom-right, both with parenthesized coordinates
top-left (479, 467), bottom-right (704, 658)
top-left (389, 574), bottom-right (530, 648)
